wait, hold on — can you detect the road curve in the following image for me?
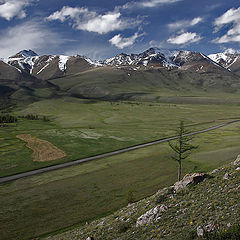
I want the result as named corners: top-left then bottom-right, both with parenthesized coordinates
top-left (1, 119), bottom-right (239, 184)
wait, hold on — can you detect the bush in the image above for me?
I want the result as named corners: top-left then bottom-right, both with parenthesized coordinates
top-left (126, 190), bottom-right (134, 204)
top-left (0, 114), bottom-right (18, 123)
top-left (118, 222), bottom-right (131, 233)
top-left (18, 114), bottom-right (39, 120)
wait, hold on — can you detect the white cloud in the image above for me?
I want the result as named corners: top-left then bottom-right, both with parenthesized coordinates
top-left (122, 0), bottom-right (182, 9)
top-left (167, 32), bottom-right (202, 45)
top-left (46, 6), bottom-right (141, 34)
top-left (168, 17), bottom-right (203, 31)
top-left (213, 7), bottom-right (240, 43)
top-left (0, 0), bottom-right (35, 20)
top-left (223, 48), bottom-right (240, 54)
top-left (46, 6), bottom-right (89, 22)
top-left (140, 0), bottom-right (182, 8)
top-left (109, 32), bottom-right (141, 49)
top-left (0, 21), bottom-right (62, 58)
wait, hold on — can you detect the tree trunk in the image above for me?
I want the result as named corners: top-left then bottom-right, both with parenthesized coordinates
top-left (178, 159), bottom-right (181, 181)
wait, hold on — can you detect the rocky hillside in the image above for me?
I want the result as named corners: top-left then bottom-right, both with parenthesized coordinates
top-left (208, 52), bottom-right (240, 76)
top-left (1, 50), bottom-right (100, 80)
top-left (44, 156), bottom-right (240, 240)
top-left (1, 48), bottom-right (240, 104)
top-left (105, 48), bottom-right (225, 74)
top-left (1, 48), bottom-right (235, 82)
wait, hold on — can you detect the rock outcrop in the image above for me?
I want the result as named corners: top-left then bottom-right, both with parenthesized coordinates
top-left (173, 173), bottom-right (207, 191)
top-left (136, 204), bottom-right (168, 227)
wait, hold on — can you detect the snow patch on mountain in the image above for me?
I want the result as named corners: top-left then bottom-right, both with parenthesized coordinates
top-left (59, 55), bottom-right (70, 72)
top-left (36, 63), bottom-right (49, 75)
top-left (37, 56), bottom-right (56, 75)
top-left (84, 57), bottom-right (103, 67)
top-left (208, 53), bottom-right (240, 69)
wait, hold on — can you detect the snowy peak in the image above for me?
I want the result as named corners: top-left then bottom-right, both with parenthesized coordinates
top-left (9, 49), bottom-right (38, 59)
top-left (104, 48), bottom-right (179, 68)
top-left (208, 53), bottom-right (240, 69)
top-left (104, 48), bottom-right (225, 72)
top-left (2, 50), bottom-right (101, 80)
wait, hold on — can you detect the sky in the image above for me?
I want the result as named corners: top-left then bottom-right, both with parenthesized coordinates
top-left (0, 0), bottom-right (240, 59)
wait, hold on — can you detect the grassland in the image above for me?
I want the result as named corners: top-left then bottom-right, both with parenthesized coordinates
top-left (0, 96), bottom-right (240, 240)
top-left (1, 97), bottom-right (240, 177)
top-left (43, 156), bottom-right (240, 240)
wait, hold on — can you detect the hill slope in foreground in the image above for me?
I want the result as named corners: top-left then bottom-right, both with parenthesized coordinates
top-left (44, 156), bottom-right (240, 240)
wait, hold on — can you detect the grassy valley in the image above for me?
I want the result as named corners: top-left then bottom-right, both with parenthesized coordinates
top-left (0, 95), bottom-right (240, 239)
top-left (1, 55), bottom-right (240, 240)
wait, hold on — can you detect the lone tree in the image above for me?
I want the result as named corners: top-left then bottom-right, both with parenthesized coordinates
top-left (168, 121), bottom-right (198, 181)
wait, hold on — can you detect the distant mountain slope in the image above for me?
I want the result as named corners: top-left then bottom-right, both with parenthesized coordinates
top-left (1, 48), bottom-right (240, 103)
top-left (105, 48), bottom-right (226, 74)
top-left (0, 57), bottom-right (58, 104)
top-left (208, 52), bottom-right (240, 76)
top-left (1, 50), bottom-right (101, 81)
top-left (50, 65), bottom-right (240, 101)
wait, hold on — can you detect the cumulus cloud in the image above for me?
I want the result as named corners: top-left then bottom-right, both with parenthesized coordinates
top-left (213, 7), bottom-right (240, 43)
top-left (0, 21), bottom-right (62, 58)
top-left (0, 0), bottom-right (35, 20)
top-left (109, 32), bottom-right (142, 49)
top-left (167, 32), bottom-right (202, 45)
top-left (46, 6), bottom-right (141, 34)
top-left (168, 17), bottom-right (203, 31)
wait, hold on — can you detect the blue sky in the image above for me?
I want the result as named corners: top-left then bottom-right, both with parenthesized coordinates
top-left (0, 0), bottom-right (240, 59)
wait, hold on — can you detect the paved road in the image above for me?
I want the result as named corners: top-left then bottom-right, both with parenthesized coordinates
top-left (1, 119), bottom-right (239, 184)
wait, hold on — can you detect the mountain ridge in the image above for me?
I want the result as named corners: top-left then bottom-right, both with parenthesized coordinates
top-left (1, 47), bottom-right (240, 104)
top-left (1, 47), bottom-right (239, 79)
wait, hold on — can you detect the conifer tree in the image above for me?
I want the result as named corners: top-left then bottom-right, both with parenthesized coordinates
top-left (168, 121), bottom-right (198, 181)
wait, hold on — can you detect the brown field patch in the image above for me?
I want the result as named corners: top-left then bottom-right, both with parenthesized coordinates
top-left (16, 134), bottom-right (66, 162)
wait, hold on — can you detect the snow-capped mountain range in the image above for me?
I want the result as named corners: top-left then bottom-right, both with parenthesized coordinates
top-left (1, 48), bottom-right (240, 80)
top-left (1, 50), bottom-right (103, 80)
top-left (208, 52), bottom-right (240, 72)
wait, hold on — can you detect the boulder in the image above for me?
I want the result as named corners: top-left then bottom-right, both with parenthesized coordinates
top-left (136, 204), bottom-right (168, 227)
top-left (211, 169), bottom-right (219, 174)
top-left (233, 155), bottom-right (240, 166)
top-left (197, 223), bottom-right (219, 237)
top-left (174, 173), bottom-right (207, 192)
top-left (197, 226), bottom-right (204, 237)
top-left (86, 237), bottom-right (94, 240)
top-left (223, 173), bottom-right (230, 180)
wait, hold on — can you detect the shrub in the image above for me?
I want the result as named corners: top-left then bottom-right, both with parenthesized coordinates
top-left (118, 222), bottom-right (131, 233)
top-left (126, 190), bottom-right (134, 204)
top-left (0, 114), bottom-right (18, 123)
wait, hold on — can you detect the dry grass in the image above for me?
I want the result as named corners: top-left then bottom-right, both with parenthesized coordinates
top-left (16, 134), bottom-right (66, 162)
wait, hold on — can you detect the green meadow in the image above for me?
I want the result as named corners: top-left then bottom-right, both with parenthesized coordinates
top-left (1, 97), bottom-right (240, 177)
top-left (0, 96), bottom-right (240, 240)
